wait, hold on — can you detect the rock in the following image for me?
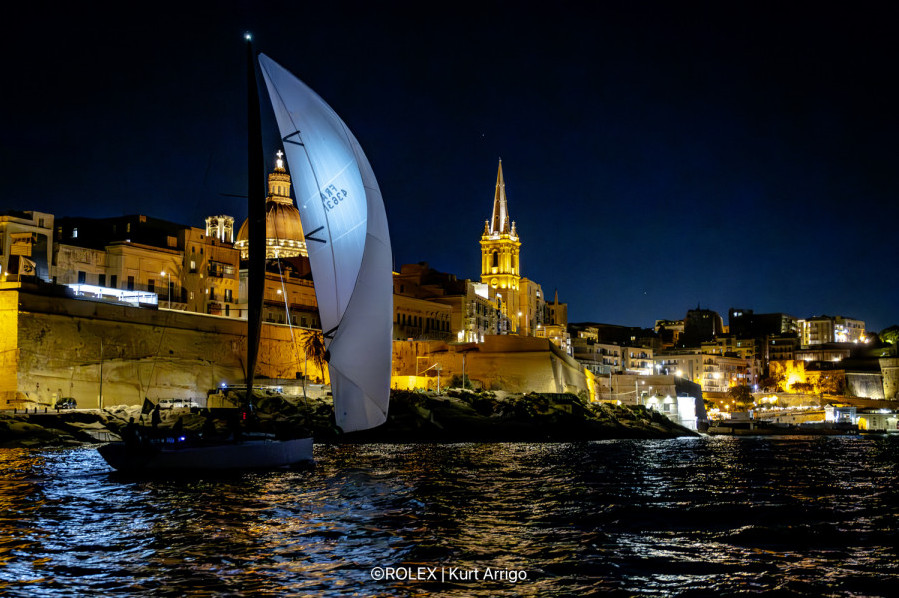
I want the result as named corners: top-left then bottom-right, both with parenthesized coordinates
top-left (1, 389), bottom-right (699, 448)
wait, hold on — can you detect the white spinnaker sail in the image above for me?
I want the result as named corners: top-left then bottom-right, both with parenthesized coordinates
top-left (258, 54), bottom-right (392, 433)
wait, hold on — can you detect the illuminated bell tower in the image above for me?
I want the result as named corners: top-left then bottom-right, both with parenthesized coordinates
top-left (480, 159), bottom-right (521, 333)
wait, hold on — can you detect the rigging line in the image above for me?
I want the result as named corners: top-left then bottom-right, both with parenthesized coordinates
top-left (142, 306), bottom-right (175, 401)
top-left (274, 257), bottom-right (310, 414)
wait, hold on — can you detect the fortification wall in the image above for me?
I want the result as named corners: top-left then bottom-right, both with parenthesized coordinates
top-left (1, 287), bottom-right (324, 408)
top-left (881, 358), bottom-right (899, 399)
top-left (391, 336), bottom-right (588, 394)
top-left (2, 287), bottom-right (590, 408)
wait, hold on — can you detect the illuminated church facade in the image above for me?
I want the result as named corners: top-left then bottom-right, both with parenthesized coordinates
top-left (480, 160), bottom-right (522, 333)
top-left (478, 160), bottom-right (568, 348)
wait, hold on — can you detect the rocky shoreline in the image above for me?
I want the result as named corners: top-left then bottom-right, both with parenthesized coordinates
top-left (0, 390), bottom-right (697, 449)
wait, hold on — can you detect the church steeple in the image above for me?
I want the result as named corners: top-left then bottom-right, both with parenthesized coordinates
top-left (489, 160), bottom-right (511, 236)
top-left (480, 159), bottom-right (522, 333)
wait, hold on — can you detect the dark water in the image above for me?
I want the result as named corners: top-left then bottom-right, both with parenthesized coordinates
top-left (1, 437), bottom-right (898, 597)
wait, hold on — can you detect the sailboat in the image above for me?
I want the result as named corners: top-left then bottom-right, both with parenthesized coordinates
top-left (97, 37), bottom-right (391, 471)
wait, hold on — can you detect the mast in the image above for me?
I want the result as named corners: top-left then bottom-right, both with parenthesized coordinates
top-left (245, 34), bottom-right (265, 401)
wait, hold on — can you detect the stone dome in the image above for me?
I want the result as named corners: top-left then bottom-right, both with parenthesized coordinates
top-left (234, 153), bottom-right (308, 259)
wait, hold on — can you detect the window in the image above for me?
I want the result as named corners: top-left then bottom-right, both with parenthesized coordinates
top-left (127, 276), bottom-right (134, 291)
top-left (72, 227), bottom-right (78, 238)
top-left (98, 274), bottom-right (106, 287)
top-left (225, 289), bottom-right (233, 303)
top-left (77, 271), bottom-right (86, 284)
top-left (190, 260), bottom-right (196, 273)
top-left (148, 279), bottom-right (155, 293)
top-left (111, 275), bottom-right (118, 288)
top-left (492, 251), bottom-right (498, 268)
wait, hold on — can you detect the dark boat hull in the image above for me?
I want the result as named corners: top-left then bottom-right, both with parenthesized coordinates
top-left (98, 437), bottom-right (313, 472)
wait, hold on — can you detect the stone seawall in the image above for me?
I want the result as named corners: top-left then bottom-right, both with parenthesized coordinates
top-left (1, 286), bottom-right (326, 409)
top-left (391, 336), bottom-right (589, 395)
top-left (2, 286), bottom-right (593, 410)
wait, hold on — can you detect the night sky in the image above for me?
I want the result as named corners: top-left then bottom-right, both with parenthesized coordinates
top-left (2, 2), bottom-right (897, 331)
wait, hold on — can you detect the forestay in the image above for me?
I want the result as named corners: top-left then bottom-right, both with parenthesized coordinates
top-left (258, 54), bottom-right (392, 433)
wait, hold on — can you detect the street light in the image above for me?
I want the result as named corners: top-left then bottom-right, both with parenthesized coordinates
top-left (417, 362), bottom-right (442, 394)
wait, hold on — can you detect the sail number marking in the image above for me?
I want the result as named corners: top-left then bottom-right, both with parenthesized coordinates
top-left (321, 184), bottom-right (349, 212)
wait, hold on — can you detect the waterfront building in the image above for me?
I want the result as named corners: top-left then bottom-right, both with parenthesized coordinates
top-left (392, 262), bottom-right (501, 342)
top-left (794, 343), bottom-right (852, 363)
top-left (573, 340), bottom-right (624, 374)
top-left (393, 292), bottom-right (453, 341)
top-left (729, 308), bottom-right (798, 338)
top-left (654, 348), bottom-right (756, 393)
top-left (654, 349), bottom-right (703, 384)
top-left (541, 290), bottom-right (571, 354)
top-left (392, 265), bottom-right (454, 341)
top-left (682, 305), bottom-right (725, 345)
top-left (655, 319), bottom-right (684, 348)
top-left (855, 408), bottom-right (899, 431)
top-left (0, 210), bottom-right (54, 282)
top-left (798, 315), bottom-right (866, 345)
top-left (700, 335), bottom-right (758, 361)
top-left (518, 277), bottom-right (546, 337)
top-left (766, 333), bottom-right (800, 364)
top-left (624, 346), bottom-right (654, 376)
top-left (571, 324), bottom-right (656, 375)
top-left (591, 373), bottom-right (706, 430)
top-left (53, 214), bottom-right (240, 317)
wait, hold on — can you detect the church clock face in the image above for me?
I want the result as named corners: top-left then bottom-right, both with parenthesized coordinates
top-left (491, 278), bottom-right (498, 288)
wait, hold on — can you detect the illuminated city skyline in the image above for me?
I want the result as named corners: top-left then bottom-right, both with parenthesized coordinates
top-left (1, 3), bottom-right (896, 330)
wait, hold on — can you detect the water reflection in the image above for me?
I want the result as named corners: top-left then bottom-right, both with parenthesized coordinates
top-left (0, 438), bottom-right (897, 596)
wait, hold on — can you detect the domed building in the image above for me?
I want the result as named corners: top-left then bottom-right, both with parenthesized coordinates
top-left (234, 151), bottom-right (319, 330)
top-left (234, 151), bottom-right (307, 260)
